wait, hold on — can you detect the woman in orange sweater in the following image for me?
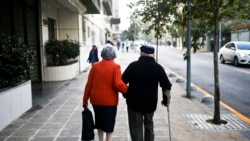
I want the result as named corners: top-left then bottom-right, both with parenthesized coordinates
top-left (83, 44), bottom-right (128, 141)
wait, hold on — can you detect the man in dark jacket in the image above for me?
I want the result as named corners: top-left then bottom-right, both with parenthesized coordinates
top-left (122, 45), bottom-right (172, 141)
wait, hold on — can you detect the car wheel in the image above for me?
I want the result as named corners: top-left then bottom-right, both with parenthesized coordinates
top-left (234, 57), bottom-right (238, 66)
top-left (220, 55), bottom-right (225, 63)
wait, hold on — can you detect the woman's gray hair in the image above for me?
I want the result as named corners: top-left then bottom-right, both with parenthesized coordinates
top-left (101, 45), bottom-right (116, 60)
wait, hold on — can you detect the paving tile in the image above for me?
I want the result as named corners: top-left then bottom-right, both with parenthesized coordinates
top-left (55, 137), bottom-right (80, 141)
top-left (28, 118), bottom-right (48, 124)
top-left (63, 123), bottom-right (80, 129)
top-left (0, 129), bottom-right (16, 137)
top-left (4, 137), bottom-right (30, 141)
top-left (2, 123), bottom-right (23, 130)
top-left (58, 128), bottom-right (81, 137)
top-left (47, 118), bottom-right (68, 124)
top-left (30, 137), bottom-right (54, 141)
top-left (155, 129), bottom-right (170, 137)
top-left (41, 123), bottom-right (64, 130)
top-left (20, 123), bottom-right (43, 130)
top-left (12, 129), bottom-right (36, 136)
top-left (0, 136), bottom-right (7, 141)
top-left (111, 136), bottom-right (129, 141)
top-left (34, 129), bottom-right (60, 137)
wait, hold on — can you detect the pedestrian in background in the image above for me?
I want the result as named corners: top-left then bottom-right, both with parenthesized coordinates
top-left (122, 45), bottom-right (172, 141)
top-left (87, 45), bottom-right (99, 65)
top-left (83, 44), bottom-right (128, 141)
top-left (117, 41), bottom-right (121, 50)
top-left (126, 45), bottom-right (129, 52)
top-left (121, 42), bottom-right (125, 52)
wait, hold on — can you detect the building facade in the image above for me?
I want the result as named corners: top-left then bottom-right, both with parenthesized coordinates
top-left (0, 0), bottom-right (118, 82)
top-left (0, 0), bottom-right (119, 130)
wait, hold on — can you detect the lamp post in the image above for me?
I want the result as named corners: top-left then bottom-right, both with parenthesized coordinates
top-left (219, 21), bottom-right (221, 48)
top-left (186, 0), bottom-right (191, 98)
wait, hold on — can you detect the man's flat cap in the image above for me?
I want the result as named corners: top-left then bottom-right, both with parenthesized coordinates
top-left (140, 45), bottom-right (155, 54)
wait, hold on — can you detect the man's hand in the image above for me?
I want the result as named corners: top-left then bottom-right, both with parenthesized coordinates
top-left (161, 89), bottom-right (171, 107)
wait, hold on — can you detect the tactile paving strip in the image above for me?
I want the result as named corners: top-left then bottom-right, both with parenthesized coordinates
top-left (184, 114), bottom-right (250, 130)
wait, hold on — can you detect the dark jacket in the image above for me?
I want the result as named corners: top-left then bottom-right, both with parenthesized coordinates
top-left (87, 49), bottom-right (99, 64)
top-left (122, 56), bottom-right (172, 113)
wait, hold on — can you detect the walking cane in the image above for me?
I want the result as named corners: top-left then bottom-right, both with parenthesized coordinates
top-left (163, 89), bottom-right (171, 141)
top-left (167, 106), bottom-right (171, 141)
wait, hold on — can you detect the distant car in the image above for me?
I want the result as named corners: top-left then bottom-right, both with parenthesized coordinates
top-left (219, 41), bottom-right (250, 66)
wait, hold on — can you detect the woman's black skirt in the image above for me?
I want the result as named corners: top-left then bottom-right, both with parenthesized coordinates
top-left (92, 105), bottom-right (117, 133)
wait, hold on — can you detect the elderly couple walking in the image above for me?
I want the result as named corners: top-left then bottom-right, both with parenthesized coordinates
top-left (82, 43), bottom-right (172, 141)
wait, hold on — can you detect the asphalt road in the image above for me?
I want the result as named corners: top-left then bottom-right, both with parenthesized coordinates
top-left (157, 46), bottom-right (250, 118)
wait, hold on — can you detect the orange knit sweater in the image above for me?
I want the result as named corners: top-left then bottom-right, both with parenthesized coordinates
top-left (83, 60), bottom-right (128, 106)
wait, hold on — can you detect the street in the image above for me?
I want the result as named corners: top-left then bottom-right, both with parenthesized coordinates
top-left (0, 47), bottom-right (249, 141)
top-left (157, 46), bottom-right (250, 119)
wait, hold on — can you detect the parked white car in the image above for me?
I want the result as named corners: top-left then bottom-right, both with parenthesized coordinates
top-left (219, 41), bottom-right (250, 66)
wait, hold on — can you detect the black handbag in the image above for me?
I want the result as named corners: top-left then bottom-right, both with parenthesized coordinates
top-left (81, 108), bottom-right (95, 141)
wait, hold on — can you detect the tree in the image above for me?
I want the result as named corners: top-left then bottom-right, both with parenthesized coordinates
top-left (181, 0), bottom-right (250, 125)
top-left (120, 30), bottom-right (129, 41)
top-left (120, 21), bottom-right (141, 41)
top-left (128, 0), bottom-right (178, 62)
top-left (129, 0), bottom-right (250, 125)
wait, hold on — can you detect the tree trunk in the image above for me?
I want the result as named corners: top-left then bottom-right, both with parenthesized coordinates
top-left (212, 0), bottom-right (221, 124)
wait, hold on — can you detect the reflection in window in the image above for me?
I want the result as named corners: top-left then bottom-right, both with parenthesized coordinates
top-left (237, 43), bottom-right (250, 50)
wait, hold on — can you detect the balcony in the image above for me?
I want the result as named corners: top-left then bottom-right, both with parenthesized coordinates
top-left (81, 0), bottom-right (101, 14)
top-left (111, 17), bottom-right (120, 24)
top-left (103, 0), bottom-right (112, 15)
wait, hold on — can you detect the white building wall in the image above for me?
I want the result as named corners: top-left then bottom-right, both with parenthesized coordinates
top-left (78, 15), bottom-right (83, 45)
top-left (40, 1), bottom-right (60, 81)
top-left (40, 0), bottom-right (115, 79)
top-left (58, 10), bottom-right (79, 40)
top-left (84, 14), bottom-right (108, 47)
top-left (111, 0), bottom-right (120, 44)
top-left (81, 13), bottom-right (109, 71)
top-left (40, 1), bottom-right (84, 81)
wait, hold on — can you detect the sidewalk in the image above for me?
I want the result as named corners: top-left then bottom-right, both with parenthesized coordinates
top-left (0, 48), bottom-right (249, 141)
